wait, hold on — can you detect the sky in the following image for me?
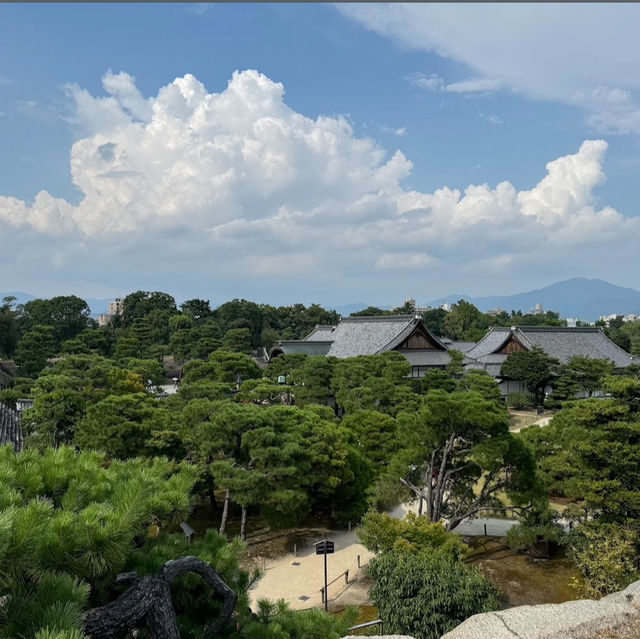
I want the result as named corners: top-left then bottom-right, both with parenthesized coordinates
top-left (1, 3), bottom-right (640, 307)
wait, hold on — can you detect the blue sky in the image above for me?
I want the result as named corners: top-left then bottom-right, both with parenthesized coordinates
top-left (1, 3), bottom-right (639, 306)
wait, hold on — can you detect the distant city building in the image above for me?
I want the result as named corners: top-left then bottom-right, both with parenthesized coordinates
top-left (531, 303), bottom-right (545, 315)
top-left (597, 313), bottom-right (640, 327)
top-left (108, 298), bottom-right (124, 316)
top-left (97, 298), bottom-right (124, 326)
top-left (402, 297), bottom-right (430, 314)
top-left (440, 303), bottom-right (452, 312)
top-left (563, 318), bottom-right (592, 327)
top-left (486, 308), bottom-right (504, 317)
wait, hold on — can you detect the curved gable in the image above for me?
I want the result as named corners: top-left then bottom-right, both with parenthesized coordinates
top-left (494, 332), bottom-right (529, 355)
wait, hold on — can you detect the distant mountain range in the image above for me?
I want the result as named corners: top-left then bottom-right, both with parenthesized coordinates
top-left (426, 278), bottom-right (640, 322)
top-left (4, 278), bottom-right (640, 322)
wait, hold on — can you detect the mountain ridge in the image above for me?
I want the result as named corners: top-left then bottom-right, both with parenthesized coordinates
top-left (426, 278), bottom-right (640, 321)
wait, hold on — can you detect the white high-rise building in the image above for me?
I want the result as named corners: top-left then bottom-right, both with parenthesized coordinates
top-left (107, 298), bottom-right (124, 316)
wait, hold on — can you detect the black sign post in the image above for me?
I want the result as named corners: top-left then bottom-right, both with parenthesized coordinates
top-left (314, 539), bottom-right (335, 612)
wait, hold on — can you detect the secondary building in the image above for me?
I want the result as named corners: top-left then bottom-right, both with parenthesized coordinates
top-left (465, 326), bottom-right (640, 396)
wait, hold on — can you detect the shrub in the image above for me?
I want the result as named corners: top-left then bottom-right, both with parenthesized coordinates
top-left (368, 550), bottom-right (500, 639)
top-left (507, 391), bottom-right (534, 409)
top-left (357, 510), bottom-right (468, 558)
top-left (566, 522), bottom-right (640, 597)
top-left (506, 522), bottom-right (565, 553)
top-left (243, 599), bottom-right (358, 639)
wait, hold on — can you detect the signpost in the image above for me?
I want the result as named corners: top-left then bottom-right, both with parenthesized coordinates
top-left (314, 539), bottom-right (335, 612)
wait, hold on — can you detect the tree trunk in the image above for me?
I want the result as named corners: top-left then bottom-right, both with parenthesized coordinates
top-left (240, 505), bottom-right (247, 540)
top-left (219, 489), bottom-right (230, 535)
top-left (207, 475), bottom-right (218, 515)
top-left (83, 556), bottom-right (237, 639)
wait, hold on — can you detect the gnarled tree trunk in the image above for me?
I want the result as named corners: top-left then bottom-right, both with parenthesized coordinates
top-left (83, 556), bottom-right (237, 639)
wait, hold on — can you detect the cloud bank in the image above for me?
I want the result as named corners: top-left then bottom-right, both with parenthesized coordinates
top-left (338, 4), bottom-right (640, 135)
top-left (0, 69), bottom-right (638, 301)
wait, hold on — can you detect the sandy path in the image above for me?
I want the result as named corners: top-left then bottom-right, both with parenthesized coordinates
top-left (249, 529), bottom-right (374, 611)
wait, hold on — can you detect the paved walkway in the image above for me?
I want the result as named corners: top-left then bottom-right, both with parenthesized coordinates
top-left (248, 503), bottom-right (530, 611)
top-left (390, 501), bottom-right (521, 536)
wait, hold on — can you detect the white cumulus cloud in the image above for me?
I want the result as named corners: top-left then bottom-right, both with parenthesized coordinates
top-left (0, 69), bottom-right (638, 301)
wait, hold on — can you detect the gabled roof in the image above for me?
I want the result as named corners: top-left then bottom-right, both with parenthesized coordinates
top-left (466, 327), bottom-right (512, 360)
top-left (270, 315), bottom-right (456, 362)
top-left (0, 403), bottom-right (23, 452)
top-left (467, 326), bottom-right (639, 368)
top-left (325, 315), bottom-right (447, 358)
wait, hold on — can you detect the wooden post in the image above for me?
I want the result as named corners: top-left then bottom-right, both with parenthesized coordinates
top-left (357, 554), bottom-right (360, 569)
top-left (348, 520), bottom-right (351, 533)
top-left (484, 523), bottom-right (487, 536)
top-left (293, 543), bottom-right (297, 557)
top-left (345, 570), bottom-right (349, 584)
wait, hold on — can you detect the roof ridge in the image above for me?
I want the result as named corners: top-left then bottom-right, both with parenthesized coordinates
top-left (340, 314), bottom-right (416, 322)
top-left (516, 326), bottom-right (599, 332)
top-left (277, 339), bottom-right (334, 344)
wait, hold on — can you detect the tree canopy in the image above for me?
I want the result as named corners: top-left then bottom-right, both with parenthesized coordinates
top-left (500, 347), bottom-right (559, 405)
top-left (379, 390), bottom-right (542, 529)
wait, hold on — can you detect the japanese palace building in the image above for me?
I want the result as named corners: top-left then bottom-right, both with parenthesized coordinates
top-left (270, 317), bottom-right (639, 394)
top-left (269, 315), bottom-right (472, 377)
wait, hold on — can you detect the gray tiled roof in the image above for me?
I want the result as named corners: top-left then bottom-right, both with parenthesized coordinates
top-left (325, 316), bottom-right (423, 358)
top-left (272, 341), bottom-right (333, 356)
top-left (271, 315), bottom-right (465, 366)
top-left (0, 403), bottom-right (23, 452)
top-left (467, 326), bottom-right (639, 369)
top-left (449, 341), bottom-right (477, 353)
top-left (517, 326), bottom-right (639, 367)
top-left (303, 325), bottom-right (337, 341)
top-left (401, 351), bottom-right (459, 366)
top-left (466, 328), bottom-right (511, 360)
